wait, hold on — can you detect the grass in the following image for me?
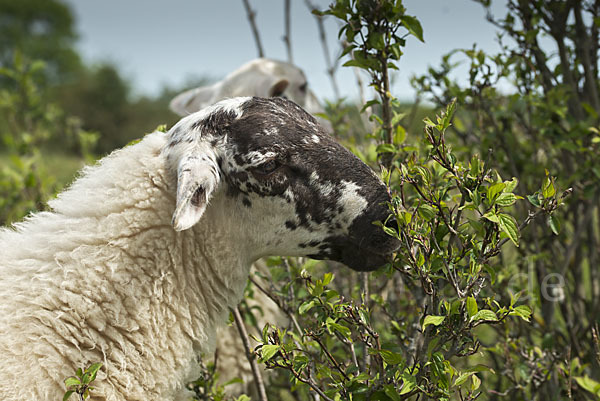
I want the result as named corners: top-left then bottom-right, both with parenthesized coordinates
top-left (0, 150), bottom-right (88, 191)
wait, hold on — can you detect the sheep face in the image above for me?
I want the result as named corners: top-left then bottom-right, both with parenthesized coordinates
top-left (167, 97), bottom-right (399, 271)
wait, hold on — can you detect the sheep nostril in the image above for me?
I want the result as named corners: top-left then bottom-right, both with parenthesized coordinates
top-left (384, 217), bottom-right (398, 230)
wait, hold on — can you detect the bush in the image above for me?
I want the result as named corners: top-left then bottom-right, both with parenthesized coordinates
top-left (412, 1), bottom-right (600, 398)
top-left (0, 51), bottom-right (96, 226)
top-left (227, 1), bottom-right (576, 401)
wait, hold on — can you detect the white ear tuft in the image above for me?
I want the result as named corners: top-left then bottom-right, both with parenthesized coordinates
top-left (172, 154), bottom-right (220, 231)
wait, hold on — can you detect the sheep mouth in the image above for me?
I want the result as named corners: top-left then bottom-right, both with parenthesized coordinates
top-left (339, 244), bottom-right (397, 272)
top-left (309, 236), bottom-right (400, 272)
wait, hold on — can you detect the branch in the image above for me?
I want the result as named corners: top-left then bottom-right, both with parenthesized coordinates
top-left (241, 0), bottom-right (265, 58)
top-left (231, 306), bottom-right (269, 401)
top-left (360, 272), bottom-right (371, 370)
top-left (305, 0), bottom-right (341, 98)
top-left (559, 191), bottom-right (599, 277)
top-left (574, 1), bottom-right (600, 113)
top-left (283, 0), bottom-right (293, 63)
top-left (247, 275), bottom-right (305, 337)
top-left (593, 323), bottom-right (600, 366)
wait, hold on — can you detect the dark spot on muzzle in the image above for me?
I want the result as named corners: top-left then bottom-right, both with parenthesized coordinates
top-left (312, 193), bottom-right (401, 271)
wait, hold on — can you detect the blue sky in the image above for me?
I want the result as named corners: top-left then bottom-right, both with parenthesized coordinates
top-left (62, 0), bottom-right (508, 102)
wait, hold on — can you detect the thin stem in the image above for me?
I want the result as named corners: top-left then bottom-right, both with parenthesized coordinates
top-left (283, 0), bottom-right (293, 63)
top-left (305, 0), bottom-right (341, 98)
top-left (231, 306), bottom-right (269, 401)
top-left (241, 0), bottom-right (265, 58)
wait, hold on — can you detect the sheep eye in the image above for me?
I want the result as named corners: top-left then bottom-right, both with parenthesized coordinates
top-left (299, 82), bottom-right (307, 92)
top-left (254, 159), bottom-right (280, 176)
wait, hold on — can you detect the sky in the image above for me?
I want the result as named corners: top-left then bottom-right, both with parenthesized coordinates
top-left (61, 0), bottom-right (508, 102)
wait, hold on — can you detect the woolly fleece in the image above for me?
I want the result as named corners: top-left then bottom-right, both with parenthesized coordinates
top-left (0, 131), bottom-right (250, 400)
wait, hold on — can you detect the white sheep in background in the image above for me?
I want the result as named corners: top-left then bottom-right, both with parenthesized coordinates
top-left (0, 97), bottom-right (399, 401)
top-left (169, 58), bottom-right (325, 121)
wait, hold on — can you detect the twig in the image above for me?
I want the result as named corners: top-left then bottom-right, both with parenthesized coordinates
top-left (273, 347), bottom-right (335, 401)
top-left (283, 0), bottom-right (293, 63)
top-left (241, 0), bottom-right (265, 58)
top-left (231, 306), bottom-right (269, 401)
top-left (593, 323), bottom-right (600, 366)
top-left (248, 275), bottom-right (305, 337)
top-left (360, 272), bottom-right (371, 371)
top-left (305, 0), bottom-right (341, 99)
top-left (560, 191), bottom-right (599, 277)
top-left (309, 333), bottom-right (350, 381)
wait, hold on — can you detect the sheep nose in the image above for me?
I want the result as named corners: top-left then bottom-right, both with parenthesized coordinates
top-left (384, 217), bottom-right (398, 230)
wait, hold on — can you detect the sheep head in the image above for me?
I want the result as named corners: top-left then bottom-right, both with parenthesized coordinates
top-left (169, 58), bottom-right (323, 119)
top-left (165, 97), bottom-right (399, 271)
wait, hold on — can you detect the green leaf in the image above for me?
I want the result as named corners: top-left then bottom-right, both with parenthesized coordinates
top-left (399, 371), bottom-right (417, 395)
top-left (299, 299), bottom-right (316, 314)
top-left (483, 211), bottom-right (499, 223)
top-left (464, 364), bottom-right (495, 374)
top-left (259, 344), bottom-right (280, 362)
top-left (63, 390), bottom-right (75, 401)
top-left (510, 305), bottom-right (532, 322)
top-left (401, 15), bottom-right (424, 42)
top-left (384, 384), bottom-right (402, 401)
top-left (527, 194), bottom-right (541, 208)
top-left (391, 112), bottom-right (407, 127)
top-left (498, 213), bottom-right (520, 247)
top-left (466, 296), bottom-right (478, 318)
top-left (326, 317), bottom-right (352, 338)
top-left (470, 309), bottom-right (498, 322)
top-left (548, 215), bottom-right (561, 235)
top-left (64, 377), bottom-right (81, 388)
top-left (422, 315), bottom-right (445, 330)
top-left (224, 377), bottom-right (244, 387)
top-left (361, 99), bottom-right (380, 113)
top-left (376, 143), bottom-right (397, 154)
top-left (454, 372), bottom-right (475, 387)
top-left (86, 363), bottom-right (102, 383)
top-left (574, 375), bottom-right (600, 396)
top-left (379, 349), bottom-right (404, 365)
top-left (469, 154), bottom-right (480, 176)
top-left (504, 177), bottom-right (519, 192)
top-left (487, 182), bottom-right (506, 202)
top-left (495, 193), bottom-right (517, 207)
top-left (471, 374), bottom-right (482, 391)
top-left (393, 124), bottom-right (406, 145)
top-left (542, 174), bottom-right (555, 198)
top-left (322, 272), bottom-right (334, 286)
top-left (418, 204), bottom-right (437, 221)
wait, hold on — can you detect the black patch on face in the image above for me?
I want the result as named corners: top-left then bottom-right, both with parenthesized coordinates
top-left (188, 97), bottom-right (401, 271)
top-left (191, 109), bottom-right (238, 136)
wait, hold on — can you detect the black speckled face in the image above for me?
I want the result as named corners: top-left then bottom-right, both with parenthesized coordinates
top-left (167, 97), bottom-right (400, 271)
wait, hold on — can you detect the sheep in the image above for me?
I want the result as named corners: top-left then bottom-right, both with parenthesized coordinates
top-left (169, 58), bottom-right (324, 120)
top-left (0, 96), bottom-right (399, 401)
top-left (171, 59), bottom-right (331, 395)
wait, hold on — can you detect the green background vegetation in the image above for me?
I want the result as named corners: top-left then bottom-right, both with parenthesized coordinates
top-left (1, 0), bottom-right (599, 400)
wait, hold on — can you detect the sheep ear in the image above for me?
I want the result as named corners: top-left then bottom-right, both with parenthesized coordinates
top-left (269, 79), bottom-right (289, 97)
top-left (169, 85), bottom-right (217, 116)
top-left (172, 155), bottom-right (220, 231)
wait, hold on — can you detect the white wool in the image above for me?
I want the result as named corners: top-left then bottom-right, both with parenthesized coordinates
top-left (0, 132), bottom-right (251, 400)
